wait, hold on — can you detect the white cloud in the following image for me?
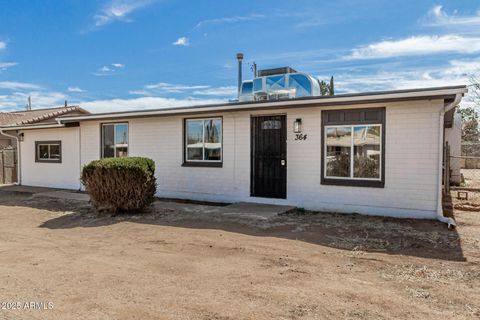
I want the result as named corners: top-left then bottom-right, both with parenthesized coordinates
top-left (130, 82), bottom-right (236, 98)
top-left (0, 81), bottom-right (41, 90)
top-left (80, 97), bottom-right (225, 113)
top-left (128, 89), bottom-right (150, 95)
top-left (195, 14), bottom-right (265, 29)
top-left (424, 5), bottom-right (480, 27)
top-left (143, 82), bottom-right (208, 92)
top-left (192, 86), bottom-right (237, 96)
top-left (443, 59), bottom-right (480, 76)
top-left (93, 63), bottom-right (125, 76)
top-left (173, 36), bottom-right (189, 46)
top-left (93, 68), bottom-right (113, 76)
top-left (0, 91), bottom-right (67, 111)
top-left (333, 71), bottom-right (458, 93)
top-left (0, 41), bottom-right (6, 50)
top-left (93, 0), bottom-right (155, 27)
top-left (0, 80), bottom-right (68, 111)
top-left (67, 86), bottom-right (84, 93)
top-left (346, 35), bottom-right (480, 60)
top-left (327, 58), bottom-right (480, 108)
top-left (0, 62), bottom-right (17, 71)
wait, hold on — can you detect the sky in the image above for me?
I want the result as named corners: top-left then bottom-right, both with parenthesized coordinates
top-left (0, 0), bottom-right (479, 113)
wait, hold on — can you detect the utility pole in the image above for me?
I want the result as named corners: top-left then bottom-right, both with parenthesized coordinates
top-left (26, 96), bottom-right (32, 111)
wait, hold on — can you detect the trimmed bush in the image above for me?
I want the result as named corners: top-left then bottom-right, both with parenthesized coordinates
top-left (81, 157), bottom-right (157, 213)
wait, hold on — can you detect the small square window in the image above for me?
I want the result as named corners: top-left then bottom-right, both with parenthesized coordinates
top-left (35, 141), bottom-right (62, 163)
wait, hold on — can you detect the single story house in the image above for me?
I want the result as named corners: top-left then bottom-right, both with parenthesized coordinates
top-left (0, 85), bottom-right (467, 225)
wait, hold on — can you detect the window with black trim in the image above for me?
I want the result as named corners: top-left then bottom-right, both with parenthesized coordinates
top-left (101, 123), bottom-right (128, 158)
top-left (184, 118), bottom-right (222, 166)
top-left (35, 141), bottom-right (62, 163)
top-left (321, 108), bottom-right (385, 188)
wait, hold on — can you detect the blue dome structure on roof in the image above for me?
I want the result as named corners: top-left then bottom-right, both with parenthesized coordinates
top-left (239, 67), bottom-right (320, 102)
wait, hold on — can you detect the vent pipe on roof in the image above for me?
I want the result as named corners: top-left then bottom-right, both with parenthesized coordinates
top-left (236, 52), bottom-right (244, 99)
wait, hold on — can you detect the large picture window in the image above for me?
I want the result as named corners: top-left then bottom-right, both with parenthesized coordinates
top-left (184, 118), bottom-right (222, 166)
top-left (322, 108), bottom-right (385, 188)
top-left (325, 125), bottom-right (381, 179)
top-left (35, 141), bottom-right (62, 163)
top-left (102, 123), bottom-right (128, 158)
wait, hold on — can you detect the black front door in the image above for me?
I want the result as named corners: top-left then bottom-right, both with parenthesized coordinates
top-left (251, 115), bottom-right (287, 199)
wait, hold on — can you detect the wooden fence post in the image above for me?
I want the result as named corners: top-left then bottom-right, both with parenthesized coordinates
top-left (444, 143), bottom-right (450, 194)
top-left (0, 151), bottom-right (4, 184)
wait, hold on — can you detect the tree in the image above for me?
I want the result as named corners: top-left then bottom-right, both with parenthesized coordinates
top-left (459, 107), bottom-right (480, 142)
top-left (319, 76), bottom-right (335, 96)
top-left (459, 76), bottom-right (480, 142)
top-left (329, 76), bottom-right (334, 96)
top-left (471, 74), bottom-right (480, 102)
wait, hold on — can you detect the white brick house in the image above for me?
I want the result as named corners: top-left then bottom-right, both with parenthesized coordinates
top-left (0, 86), bottom-right (467, 224)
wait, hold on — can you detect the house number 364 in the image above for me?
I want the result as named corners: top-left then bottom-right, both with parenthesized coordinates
top-left (294, 134), bottom-right (307, 141)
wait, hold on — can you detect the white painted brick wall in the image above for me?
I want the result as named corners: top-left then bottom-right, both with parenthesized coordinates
top-left (20, 127), bottom-right (81, 189)
top-left (73, 99), bottom-right (443, 219)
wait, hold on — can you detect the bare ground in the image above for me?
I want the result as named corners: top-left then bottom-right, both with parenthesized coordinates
top-left (0, 188), bottom-right (479, 320)
top-left (461, 169), bottom-right (480, 189)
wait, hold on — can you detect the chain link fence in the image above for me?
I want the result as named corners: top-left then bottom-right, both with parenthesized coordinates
top-left (449, 142), bottom-right (480, 190)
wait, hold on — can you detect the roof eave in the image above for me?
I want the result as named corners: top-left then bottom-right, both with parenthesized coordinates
top-left (0, 123), bottom-right (66, 131)
top-left (56, 86), bottom-right (467, 123)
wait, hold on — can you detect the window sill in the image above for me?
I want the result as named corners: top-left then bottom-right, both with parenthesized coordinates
top-left (182, 162), bottom-right (223, 168)
top-left (35, 159), bottom-right (62, 164)
top-left (321, 178), bottom-right (384, 188)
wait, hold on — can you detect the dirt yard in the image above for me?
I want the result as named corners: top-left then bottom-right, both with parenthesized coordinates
top-left (0, 187), bottom-right (479, 320)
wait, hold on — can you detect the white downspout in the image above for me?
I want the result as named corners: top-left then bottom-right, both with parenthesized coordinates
top-left (0, 129), bottom-right (21, 185)
top-left (437, 93), bottom-right (462, 228)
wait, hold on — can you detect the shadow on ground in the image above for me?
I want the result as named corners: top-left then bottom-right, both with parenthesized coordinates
top-left (0, 186), bottom-right (466, 262)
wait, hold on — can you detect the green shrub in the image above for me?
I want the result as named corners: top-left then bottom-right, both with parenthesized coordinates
top-left (81, 157), bottom-right (157, 213)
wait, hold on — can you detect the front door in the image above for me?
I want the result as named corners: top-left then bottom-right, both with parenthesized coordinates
top-left (251, 115), bottom-right (287, 199)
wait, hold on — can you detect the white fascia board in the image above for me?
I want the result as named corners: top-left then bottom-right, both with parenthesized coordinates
top-left (0, 123), bottom-right (65, 131)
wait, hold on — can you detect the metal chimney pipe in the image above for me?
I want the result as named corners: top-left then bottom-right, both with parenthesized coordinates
top-left (236, 52), bottom-right (244, 99)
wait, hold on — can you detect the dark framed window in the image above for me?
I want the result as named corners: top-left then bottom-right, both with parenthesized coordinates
top-left (35, 141), bottom-right (62, 163)
top-left (183, 117), bottom-right (222, 167)
top-left (321, 108), bottom-right (385, 188)
top-left (101, 123), bottom-right (128, 158)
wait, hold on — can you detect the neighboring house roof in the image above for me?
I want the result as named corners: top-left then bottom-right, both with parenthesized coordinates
top-left (0, 106), bottom-right (89, 127)
top-left (55, 85), bottom-right (468, 124)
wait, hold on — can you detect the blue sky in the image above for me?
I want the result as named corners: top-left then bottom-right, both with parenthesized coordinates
top-left (0, 0), bottom-right (479, 113)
